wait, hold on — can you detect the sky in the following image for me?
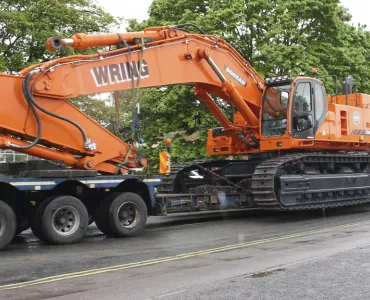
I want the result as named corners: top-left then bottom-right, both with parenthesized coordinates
top-left (95, 0), bottom-right (152, 31)
top-left (96, 0), bottom-right (370, 31)
top-left (341, 0), bottom-right (370, 28)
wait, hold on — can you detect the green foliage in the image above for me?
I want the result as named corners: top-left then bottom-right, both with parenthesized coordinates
top-left (0, 0), bottom-right (117, 143)
top-left (137, 86), bottom-right (220, 171)
top-left (0, 0), bottom-right (115, 72)
top-left (69, 95), bottom-right (115, 127)
top-left (4, 0), bottom-right (370, 170)
top-left (126, 0), bottom-right (370, 166)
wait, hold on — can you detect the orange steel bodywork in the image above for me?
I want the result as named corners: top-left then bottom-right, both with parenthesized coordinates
top-left (0, 73), bottom-right (144, 174)
top-left (46, 27), bottom-right (184, 51)
top-left (208, 77), bottom-right (370, 155)
top-left (1, 27), bottom-right (264, 173)
top-left (1, 26), bottom-right (369, 175)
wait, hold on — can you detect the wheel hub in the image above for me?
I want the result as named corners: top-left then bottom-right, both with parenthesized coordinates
top-left (117, 202), bottom-right (140, 229)
top-left (52, 206), bottom-right (80, 236)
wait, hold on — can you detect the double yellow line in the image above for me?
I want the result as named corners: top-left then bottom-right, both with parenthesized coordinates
top-left (1, 219), bottom-right (370, 291)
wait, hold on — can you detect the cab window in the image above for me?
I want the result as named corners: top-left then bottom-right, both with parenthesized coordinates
top-left (294, 83), bottom-right (312, 112)
top-left (293, 82), bottom-right (313, 133)
top-left (262, 85), bottom-right (290, 137)
top-left (314, 83), bottom-right (325, 122)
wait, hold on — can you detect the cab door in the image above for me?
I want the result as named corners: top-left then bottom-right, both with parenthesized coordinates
top-left (291, 80), bottom-right (315, 139)
top-left (313, 81), bottom-right (327, 132)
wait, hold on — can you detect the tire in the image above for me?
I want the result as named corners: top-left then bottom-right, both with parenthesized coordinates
top-left (94, 201), bottom-right (106, 233)
top-left (30, 196), bottom-right (57, 241)
top-left (85, 201), bottom-right (98, 226)
top-left (0, 200), bottom-right (17, 250)
top-left (15, 199), bottom-right (34, 235)
top-left (94, 193), bottom-right (119, 236)
top-left (33, 195), bottom-right (88, 245)
top-left (15, 216), bottom-right (30, 235)
top-left (106, 192), bottom-right (147, 238)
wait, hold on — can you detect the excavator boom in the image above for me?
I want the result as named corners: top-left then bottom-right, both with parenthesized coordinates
top-left (0, 26), bottom-right (267, 174)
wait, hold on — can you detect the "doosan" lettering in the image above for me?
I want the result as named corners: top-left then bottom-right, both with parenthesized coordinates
top-left (224, 65), bottom-right (247, 87)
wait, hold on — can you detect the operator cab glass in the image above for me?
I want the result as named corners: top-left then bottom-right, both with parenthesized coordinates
top-left (262, 77), bottom-right (327, 139)
top-left (292, 82), bottom-right (313, 133)
top-left (291, 80), bottom-right (327, 139)
top-left (262, 85), bottom-right (290, 137)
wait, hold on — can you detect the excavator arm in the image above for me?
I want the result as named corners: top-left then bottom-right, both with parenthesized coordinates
top-left (0, 26), bottom-right (265, 174)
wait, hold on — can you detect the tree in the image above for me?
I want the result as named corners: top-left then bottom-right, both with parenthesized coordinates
top-left (129, 0), bottom-right (351, 80)
top-left (69, 95), bottom-right (115, 127)
top-left (138, 86), bottom-right (219, 169)
top-left (128, 0), bottom-right (367, 165)
top-left (324, 24), bottom-right (370, 93)
top-left (0, 0), bottom-right (118, 137)
top-left (0, 0), bottom-right (115, 72)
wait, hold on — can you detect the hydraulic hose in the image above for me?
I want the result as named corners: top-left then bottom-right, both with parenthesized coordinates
top-left (237, 133), bottom-right (258, 149)
top-left (28, 76), bottom-right (90, 149)
top-left (117, 34), bottom-right (135, 97)
top-left (172, 23), bottom-right (208, 34)
top-left (249, 132), bottom-right (260, 146)
top-left (13, 69), bottom-right (93, 151)
top-left (10, 72), bottom-right (43, 150)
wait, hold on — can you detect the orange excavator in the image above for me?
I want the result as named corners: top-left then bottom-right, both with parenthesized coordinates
top-left (2, 24), bottom-right (370, 213)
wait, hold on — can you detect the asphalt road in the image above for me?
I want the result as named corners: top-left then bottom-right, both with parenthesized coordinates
top-left (2, 205), bottom-right (370, 299)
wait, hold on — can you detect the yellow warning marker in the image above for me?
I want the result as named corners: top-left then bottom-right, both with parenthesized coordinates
top-left (159, 151), bottom-right (171, 174)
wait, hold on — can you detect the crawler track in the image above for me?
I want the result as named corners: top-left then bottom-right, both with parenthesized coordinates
top-left (157, 153), bottom-right (370, 211)
top-left (252, 153), bottom-right (370, 210)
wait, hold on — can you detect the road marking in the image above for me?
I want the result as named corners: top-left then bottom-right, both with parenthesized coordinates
top-left (1, 220), bottom-right (370, 291)
top-left (142, 289), bottom-right (187, 300)
top-left (156, 289), bottom-right (187, 299)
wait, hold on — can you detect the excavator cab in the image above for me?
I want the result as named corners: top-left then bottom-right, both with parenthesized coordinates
top-left (261, 76), bottom-right (327, 140)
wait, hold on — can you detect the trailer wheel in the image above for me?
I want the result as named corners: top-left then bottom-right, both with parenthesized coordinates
top-left (0, 200), bottom-right (17, 250)
top-left (105, 192), bottom-right (147, 238)
top-left (30, 196), bottom-right (57, 241)
top-left (16, 217), bottom-right (30, 235)
top-left (32, 196), bottom-right (88, 245)
top-left (94, 193), bottom-right (119, 235)
top-left (88, 215), bottom-right (94, 225)
top-left (94, 201), bottom-right (107, 234)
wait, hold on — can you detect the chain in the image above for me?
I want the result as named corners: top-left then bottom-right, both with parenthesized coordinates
top-left (194, 163), bottom-right (249, 192)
